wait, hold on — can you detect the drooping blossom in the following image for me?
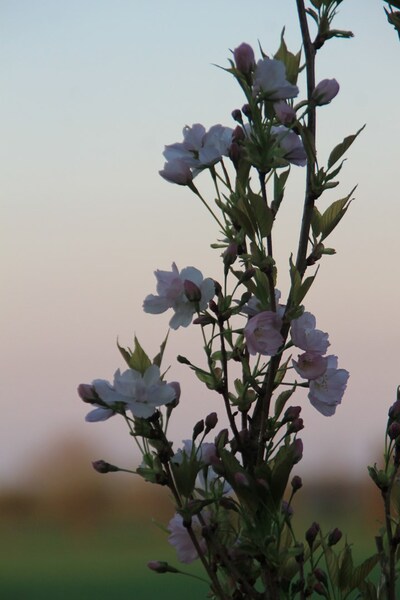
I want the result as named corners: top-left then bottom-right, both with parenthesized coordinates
top-left (292, 352), bottom-right (328, 380)
top-left (168, 512), bottom-right (208, 564)
top-left (160, 123), bottom-right (234, 184)
top-left (233, 42), bottom-right (255, 74)
top-left (143, 262), bottom-right (215, 329)
top-left (308, 355), bottom-right (349, 416)
top-left (271, 126), bottom-right (307, 167)
top-left (87, 365), bottom-right (177, 420)
top-left (253, 58), bottom-right (299, 100)
top-left (312, 78), bottom-right (340, 106)
top-left (244, 310), bottom-right (283, 356)
top-left (78, 383), bottom-right (117, 422)
top-left (290, 311), bottom-right (330, 355)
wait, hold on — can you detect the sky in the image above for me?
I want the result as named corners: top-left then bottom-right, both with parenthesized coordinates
top-left (1, 0), bottom-right (400, 487)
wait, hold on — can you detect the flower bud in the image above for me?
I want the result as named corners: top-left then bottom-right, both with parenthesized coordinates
top-left (192, 419), bottom-right (204, 440)
top-left (306, 522), bottom-right (320, 548)
top-left (147, 560), bottom-right (179, 574)
top-left (293, 439), bottom-right (303, 464)
top-left (312, 78), bottom-right (340, 105)
top-left (389, 399), bottom-right (400, 421)
top-left (183, 280), bottom-right (202, 302)
top-left (205, 412), bottom-right (218, 433)
top-left (234, 472), bottom-right (249, 487)
top-left (283, 405), bottom-right (302, 423)
top-left (77, 383), bottom-right (98, 403)
top-left (193, 314), bottom-right (216, 326)
top-left (291, 475), bottom-right (303, 492)
top-left (231, 109), bottom-right (243, 123)
top-left (288, 417), bottom-right (304, 434)
top-left (314, 568), bottom-right (328, 586)
top-left (388, 421), bottom-right (400, 440)
top-left (223, 242), bottom-right (238, 268)
top-left (328, 527), bottom-right (342, 546)
top-left (233, 43), bottom-right (255, 75)
top-left (92, 460), bottom-right (119, 474)
top-left (241, 103), bottom-right (252, 119)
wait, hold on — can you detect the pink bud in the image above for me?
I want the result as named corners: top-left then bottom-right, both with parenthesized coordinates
top-left (183, 279), bottom-right (202, 302)
top-left (312, 78), bottom-right (340, 105)
top-left (234, 472), bottom-right (249, 487)
top-left (233, 43), bottom-right (255, 74)
top-left (77, 383), bottom-right (97, 403)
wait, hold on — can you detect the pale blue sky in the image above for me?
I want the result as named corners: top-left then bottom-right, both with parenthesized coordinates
top-left (1, 1), bottom-right (399, 484)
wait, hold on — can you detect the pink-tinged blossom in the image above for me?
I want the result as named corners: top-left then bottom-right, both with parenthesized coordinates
top-left (242, 290), bottom-right (285, 319)
top-left (308, 356), bottom-right (349, 416)
top-left (159, 158), bottom-right (193, 185)
top-left (168, 512), bottom-right (208, 564)
top-left (244, 310), bottom-right (283, 356)
top-left (291, 311), bottom-right (330, 355)
top-left (233, 42), bottom-right (255, 74)
top-left (253, 58), bottom-right (299, 100)
top-left (312, 78), bottom-right (340, 105)
top-left (89, 365), bottom-right (177, 420)
top-left (273, 100), bottom-right (296, 125)
top-left (160, 123), bottom-right (234, 184)
top-left (271, 126), bottom-right (307, 167)
top-left (293, 352), bottom-right (328, 380)
top-left (143, 263), bottom-right (215, 329)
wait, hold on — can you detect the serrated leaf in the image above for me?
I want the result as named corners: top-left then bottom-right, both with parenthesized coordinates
top-left (153, 331), bottom-right (170, 368)
top-left (274, 356), bottom-right (291, 388)
top-left (351, 554), bottom-right (379, 589)
top-left (297, 273), bottom-right (317, 305)
top-left (339, 545), bottom-right (354, 590)
top-left (274, 29), bottom-right (301, 84)
top-left (320, 189), bottom-right (355, 242)
top-left (324, 546), bottom-right (339, 587)
top-left (117, 339), bottom-right (132, 367)
top-left (129, 336), bottom-right (152, 374)
top-left (273, 167), bottom-right (290, 213)
top-left (327, 125), bottom-right (365, 169)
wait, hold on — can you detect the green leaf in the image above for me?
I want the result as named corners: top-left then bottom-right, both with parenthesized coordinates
top-left (274, 29), bottom-right (301, 84)
top-left (358, 580), bottom-right (379, 600)
top-left (339, 545), bottom-right (354, 590)
top-left (153, 331), bottom-right (170, 368)
top-left (248, 190), bottom-right (274, 238)
top-left (272, 167), bottom-right (290, 213)
top-left (324, 546), bottom-right (339, 587)
top-left (117, 339), bottom-right (132, 367)
top-left (320, 188), bottom-right (355, 242)
top-left (327, 125), bottom-right (365, 169)
top-left (311, 206), bottom-right (322, 238)
top-left (274, 387), bottom-right (296, 419)
top-left (129, 336), bottom-right (152, 374)
top-left (351, 554), bottom-right (379, 589)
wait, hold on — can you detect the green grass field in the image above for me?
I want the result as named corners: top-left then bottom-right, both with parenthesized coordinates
top-left (0, 520), bottom-right (207, 599)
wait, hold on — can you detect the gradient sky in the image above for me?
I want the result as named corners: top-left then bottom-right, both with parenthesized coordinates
top-left (2, 0), bottom-right (400, 486)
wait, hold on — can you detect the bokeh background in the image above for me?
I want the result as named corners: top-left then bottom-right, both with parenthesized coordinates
top-left (1, 0), bottom-right (399, 598)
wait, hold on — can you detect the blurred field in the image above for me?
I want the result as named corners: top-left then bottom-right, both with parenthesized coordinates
top-left (0, 438), bottom-right (387, 599)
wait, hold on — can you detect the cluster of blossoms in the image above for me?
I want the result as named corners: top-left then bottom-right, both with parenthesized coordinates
top-left (291, 312), bottom-right (349, 416)
top-left (77, 29), bottom-right (363, 596)
top-left (159, 123), bottom-right (234, 185)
